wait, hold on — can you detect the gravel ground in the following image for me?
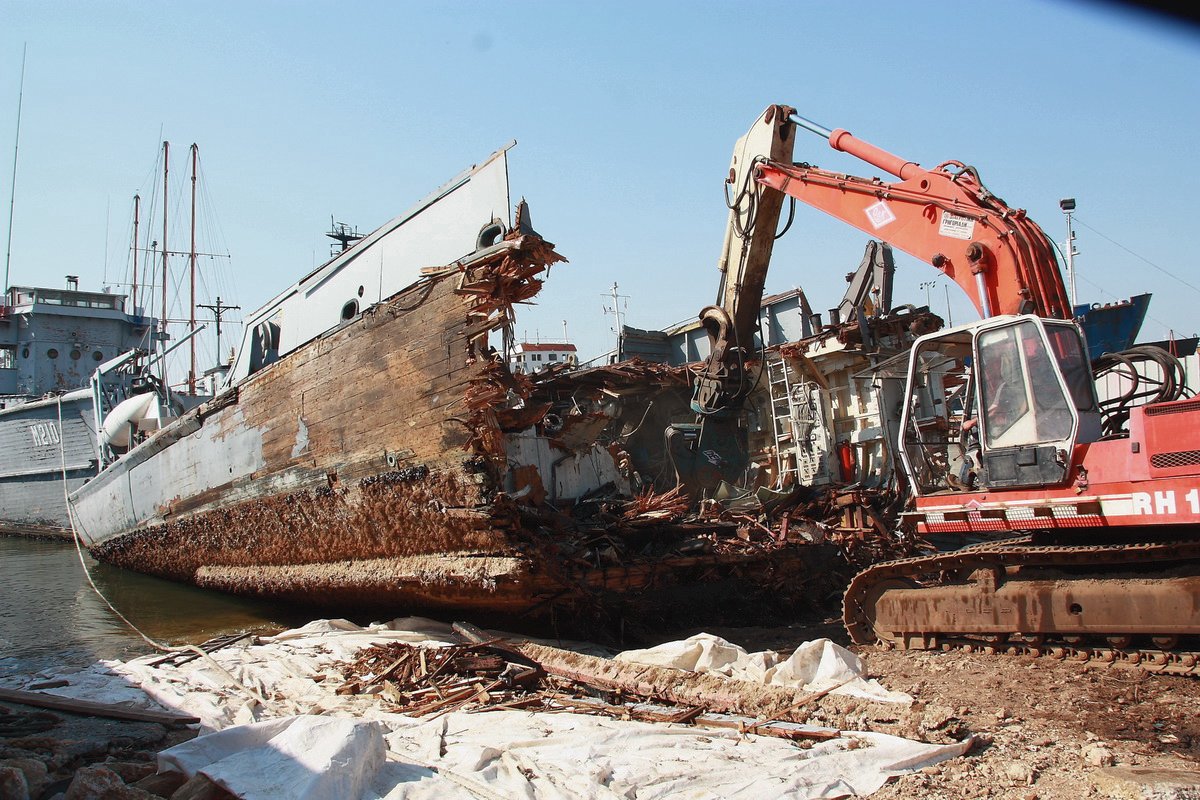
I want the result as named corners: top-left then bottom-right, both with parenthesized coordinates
top-left (685, 615), bottom-right (1200, 799)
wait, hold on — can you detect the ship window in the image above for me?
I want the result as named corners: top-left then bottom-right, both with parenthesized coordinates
top-left (47, 348), bottom-right (59, 359)
top-left (341, 300), bottom-right (359, 321)
top-left (476, 221), bottom-right (505, 250)
top-left (70, 349), bottom-right (81, 360)
top-left (92, 350), bottom-right (104, 361)
top-left (21, 347), bottom-right (29, 359)
top-left (0, 346), bottom-right (13, 370)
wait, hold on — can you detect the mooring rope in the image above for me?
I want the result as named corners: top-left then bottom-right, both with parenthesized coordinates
top-left (56, 395), bottom-right (275, 711)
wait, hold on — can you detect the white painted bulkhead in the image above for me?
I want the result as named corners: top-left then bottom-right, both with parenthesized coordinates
top-left (226, 146), bottom-right (513, 386)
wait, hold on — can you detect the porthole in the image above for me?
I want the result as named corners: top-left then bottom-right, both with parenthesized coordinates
top-left (92, 350), bottom-right (103, 361)
top-left (47, 348), bottom-right (58, 359)
top-left (357, 285), bottom-right (365, 298)
top-left (70, 349), bottom-right (81, 360)
top-left (21, 348), bottom-right (29, 358)
top-left (341, 299), bottom-right (359, 321)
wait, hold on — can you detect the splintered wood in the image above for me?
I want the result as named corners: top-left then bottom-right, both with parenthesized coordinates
top-left (334, 640), bottom-right (542, 717)
top-left (331, 633), bottom-right (839, 742)
top-left (621, 485), bottom-right (690, 525)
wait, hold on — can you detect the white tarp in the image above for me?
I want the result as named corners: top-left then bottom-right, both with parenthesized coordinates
top-left (614, 633), bottom-right (913, 703)
top-left (161, 715), bottom-right (385, 799)
top-left (11, 618), bottom-right (971, 800)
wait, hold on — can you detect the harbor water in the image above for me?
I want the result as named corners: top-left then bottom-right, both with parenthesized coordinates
top-left (0, 535), bottom-right (308, 677)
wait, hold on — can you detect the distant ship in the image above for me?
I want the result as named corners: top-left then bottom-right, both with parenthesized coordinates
top-left (1076, 293), bottom-right (1151, 360)
top-left (0, 280), bottom-right (156, 535)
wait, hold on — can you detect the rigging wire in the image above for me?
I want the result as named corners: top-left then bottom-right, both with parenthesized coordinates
top-left (1074, 216), bottom-right (1200, 297)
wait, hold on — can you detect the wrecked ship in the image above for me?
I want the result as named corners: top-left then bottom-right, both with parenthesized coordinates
top-left (63, 141), bottom-right (939, 626)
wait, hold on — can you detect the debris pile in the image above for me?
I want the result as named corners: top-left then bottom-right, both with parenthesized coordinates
top-left (333, 638), bottom-right (543, 718)
top-left (327, 623), bottom-right (846, 744)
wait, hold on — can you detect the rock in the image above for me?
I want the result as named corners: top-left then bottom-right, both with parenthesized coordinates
top-left (1, 757), bottom-right (48, 797)
top-left (921, 705), bottom-right (958, 730)
top-left (132, 770), bottom-right (187, 797)
top-left (64, 765), bottom-right (158, 800)
top-left (1082, 743), bottom-right (1115, 768)
top-left (168, 774), bottom-right (236, 799)
top-left (1004, 762), bottom-right (1037, 786)
top-left (0, 765), bottom-right (30, 800)
top-left (1090, 766), bottom-right (1200, 800)
top-left (104, 760), bottom-right (157, 784)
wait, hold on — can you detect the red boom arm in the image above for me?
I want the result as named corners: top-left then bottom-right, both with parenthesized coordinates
top-left (753, 126), bottom-right (1071, 320)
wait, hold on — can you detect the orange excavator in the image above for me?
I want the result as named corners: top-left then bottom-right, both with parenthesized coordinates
top-left (692, 105), bottom-right (1200, 674)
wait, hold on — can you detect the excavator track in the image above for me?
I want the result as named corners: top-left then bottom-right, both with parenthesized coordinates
top-left (843, 535), bottom-right (1200, 677)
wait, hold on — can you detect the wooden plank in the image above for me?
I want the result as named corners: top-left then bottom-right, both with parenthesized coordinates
top-left (0, 687), bottom-right (200, 726)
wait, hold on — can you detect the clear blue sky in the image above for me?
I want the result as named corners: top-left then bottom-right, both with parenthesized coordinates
top-left (2, 0), bottom-right (1198, 368)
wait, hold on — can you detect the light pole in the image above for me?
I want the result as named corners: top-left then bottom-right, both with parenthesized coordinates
top-left (919, 280), bottom-right (937, 309)
top-left (1060, 197), bottom-right (1078, 307)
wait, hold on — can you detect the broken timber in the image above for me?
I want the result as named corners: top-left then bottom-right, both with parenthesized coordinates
top-left (0, 687), bottom-right (200, 727)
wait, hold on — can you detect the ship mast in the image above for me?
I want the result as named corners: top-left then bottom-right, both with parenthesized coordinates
top-left (161, 141), bottom-right (169, 336)
top-left (160, 141), bottom-right (170, 387)
top-left (4, 44), bottom-right (26, 293)
top-left (131, 193), bottom-right (140, 309)
top-left (189, 143), bottom-right (198, 395)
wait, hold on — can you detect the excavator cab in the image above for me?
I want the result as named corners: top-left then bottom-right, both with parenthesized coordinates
top-left (898, 315), bottom-right (1101, 495)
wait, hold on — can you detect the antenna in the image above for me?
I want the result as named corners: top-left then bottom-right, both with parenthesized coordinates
top-left (198, 296), bottom-right (241, 371)
top-left (326, 219), bottom-right (363, 256)
top-left (601, 282), bottom-right (630, 354)
top-left (4, 44), bottom-right (27, 292)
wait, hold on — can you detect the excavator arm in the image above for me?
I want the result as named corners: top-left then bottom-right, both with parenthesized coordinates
top-left (758, 112), bottom-right (1070, 321)
top-left (693, 106), bottom-right (1071, 417)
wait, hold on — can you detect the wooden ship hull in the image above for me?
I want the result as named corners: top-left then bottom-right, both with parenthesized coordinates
top-left (67, 150), bottom-right (841, 627)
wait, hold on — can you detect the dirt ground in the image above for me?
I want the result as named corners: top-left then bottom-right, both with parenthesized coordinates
top-left (689, 615), bottom-right (1200, 799)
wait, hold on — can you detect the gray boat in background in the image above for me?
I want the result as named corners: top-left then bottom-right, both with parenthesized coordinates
top-left (0, 280), bottom-right (156, 535)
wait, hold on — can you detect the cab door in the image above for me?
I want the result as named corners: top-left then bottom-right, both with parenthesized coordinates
top-left (972, 317), bottom-right (1088, 488)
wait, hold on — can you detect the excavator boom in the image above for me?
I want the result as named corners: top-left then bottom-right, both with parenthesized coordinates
top-left (759, 114), bottom-right (1071, 320)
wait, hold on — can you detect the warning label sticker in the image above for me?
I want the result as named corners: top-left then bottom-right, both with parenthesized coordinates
top-left (865, 200), bottom-right (896, 230)
top-left (939, 212), bottom-right (975, 240)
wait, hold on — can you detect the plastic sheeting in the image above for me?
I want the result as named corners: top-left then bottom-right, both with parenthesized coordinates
top-left (367, 710), bottom-right (971, 799)
top-left (161, 715), bottom-right (385, 799)
top-left (12, 618), bottom-right (972, 799)
top-left (614, 633), bottom-right (913, 703)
